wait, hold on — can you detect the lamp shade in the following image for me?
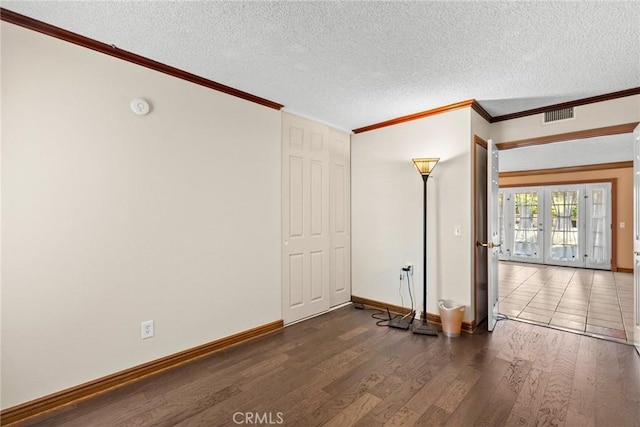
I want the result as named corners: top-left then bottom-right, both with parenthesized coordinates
top-left (412, 158), bottom-right (440, 176)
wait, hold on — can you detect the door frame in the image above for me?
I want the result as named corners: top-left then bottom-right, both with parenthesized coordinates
top-left (473, 136), bottom-right (488, 327)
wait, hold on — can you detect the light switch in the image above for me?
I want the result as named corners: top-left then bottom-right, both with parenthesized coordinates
top-left (620, 222), bottom-right (625, 229)
top-left (454, 225), bottom-right (462, 237)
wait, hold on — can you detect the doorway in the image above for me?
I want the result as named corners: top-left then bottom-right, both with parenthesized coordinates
top-left (476, 131), bottom-right (637, 346)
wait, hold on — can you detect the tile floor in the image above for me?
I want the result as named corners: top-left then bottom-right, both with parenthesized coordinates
top-left (499, 261), bottom-right (634, 344)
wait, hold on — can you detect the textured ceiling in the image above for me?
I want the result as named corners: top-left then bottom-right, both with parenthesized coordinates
top-left (3, 1), bottom-right (640, 131)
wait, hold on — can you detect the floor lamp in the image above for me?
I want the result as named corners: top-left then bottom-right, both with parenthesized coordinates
top-left (412, 158), bottom-right (439, 336)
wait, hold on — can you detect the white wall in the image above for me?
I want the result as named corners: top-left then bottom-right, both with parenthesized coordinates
top-left (1, 22), bottom-right (281, 408)
top-left (351, 108), bottom-right (473, 320)
top-left (471, 110), bottom-right (491, 143)
top-left (491, 95), bottom-right (640, 143)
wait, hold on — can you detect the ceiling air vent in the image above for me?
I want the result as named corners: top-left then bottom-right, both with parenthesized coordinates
top-left (544, 107), bottom-right (574, 123)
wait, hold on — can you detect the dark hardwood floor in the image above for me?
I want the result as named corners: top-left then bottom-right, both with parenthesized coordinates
top-left (17, 305), bottom-right (640, 426)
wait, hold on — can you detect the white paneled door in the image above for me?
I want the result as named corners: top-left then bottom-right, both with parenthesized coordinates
top-left (329, 129), bottom-right (351, 307)
top-left (633, 124), bottom-right (640, 354)
top-left (282, 113), bottom-right (350, 324)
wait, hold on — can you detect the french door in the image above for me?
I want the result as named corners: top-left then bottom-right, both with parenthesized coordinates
top-left (487, 139), bottom-right (500, 332)
top-left (499, 183), bottom-right (612, 269)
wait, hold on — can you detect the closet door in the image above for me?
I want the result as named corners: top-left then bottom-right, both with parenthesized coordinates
top-left (585, 183), bottom-right (612, 270)
top-left (282, 113), bottom-right (331, 324)
top-left (329, 129), bottom-right (351, 306)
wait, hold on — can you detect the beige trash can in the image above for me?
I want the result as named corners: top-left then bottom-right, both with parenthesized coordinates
top-left (438, 300), bottom-right (465, 337)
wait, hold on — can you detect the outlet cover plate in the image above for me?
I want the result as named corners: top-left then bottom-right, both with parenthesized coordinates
top-left (141, 320), bottom-right (154, 339)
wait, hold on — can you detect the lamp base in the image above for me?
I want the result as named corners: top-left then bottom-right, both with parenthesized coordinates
top-left (412, 320), bottom-right (438, 336)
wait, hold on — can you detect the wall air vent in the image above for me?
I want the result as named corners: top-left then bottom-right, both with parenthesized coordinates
top-left (544, 107), bottom-right (574, 123)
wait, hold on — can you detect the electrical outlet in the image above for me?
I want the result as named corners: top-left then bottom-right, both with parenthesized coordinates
top-left (403, 262), bottom-right (413, 274)
top-left (141, 320), bottom-right (154, 339)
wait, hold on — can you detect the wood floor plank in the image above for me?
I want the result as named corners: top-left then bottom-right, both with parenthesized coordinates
top-left (121, 385), bottom-right (240, 427)
top-left (404, 346), bottom-right (490, 415)
top-left (505, 367), bottom-right (551, 426)
top-left (382, 405), bottom-right (421, 427)
top-left (370, 373), bottom-right (405, 400)
top-left (535, 332), bottom-right (580, 426)
top-left (531, 326), bottom-right (564, 373)
top-left (414, 404), bottom-right (452, 426)
top-left (443, 352), bottom-right (511, 426)
top-left (433, 366), bottom-right (482, 413)
top-left (616, 340), bottom-right (640, 405)
top-left (339, 325), bottom-right (370, 341)
top-left (361, 340), bottom-right (456, 425)
top-left (565, 335), bottom-right (597, 426)
top-left (594, 339), bottom-right (640, 426)
top-left (473, 357), bottom-right (532, 426)
top-left (47, 393), bottom-right (167, 427)
top-left (356, 376), bottom-right (428, 426)
top-left (292, 370), bottom-right (386, 427)
top-left (322, 392), bottom-right (381, 427)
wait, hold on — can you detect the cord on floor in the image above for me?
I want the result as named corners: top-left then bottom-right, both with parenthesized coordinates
top-left (353, 303), bottom-right (403, 327)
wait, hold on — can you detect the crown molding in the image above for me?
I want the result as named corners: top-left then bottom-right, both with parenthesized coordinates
top-left (470, 100), bottom-right (492, 123)
top-left (0, 8), bottom-right (284, 111)
top-left (353, 87), bottom-right (639, 134)
top-left (352, 99), bottom-right (478, 134)
top-left (491, 87), bottom-right (640, 123)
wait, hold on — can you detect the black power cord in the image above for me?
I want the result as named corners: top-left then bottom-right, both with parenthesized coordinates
top-left (405, 270), bottom-right (414, 315)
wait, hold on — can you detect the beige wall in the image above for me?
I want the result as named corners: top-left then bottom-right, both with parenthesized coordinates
top-left (492, 95), bottom-right (640, 143)
top-left (1, 22), bottom-right (282, 408)
top-left (351, 108), bottom-right (474, 321)
top-left (499, 167), bottom-right (633, 270)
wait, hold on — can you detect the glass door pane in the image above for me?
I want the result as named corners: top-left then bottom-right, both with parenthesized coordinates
top-left (498, 192), bottom-right (508, 260)
top-left (511, 190), bottom-right (543, 263)
top-left (546, 187), bottom-right (581, 265)
top-left (585, 183), bottom-right (611, 269)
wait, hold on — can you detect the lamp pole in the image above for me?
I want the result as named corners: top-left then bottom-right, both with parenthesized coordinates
top-left (412, 158), bottom-right (439, 336)
top-left (421, 174), bottom-right (429, 323)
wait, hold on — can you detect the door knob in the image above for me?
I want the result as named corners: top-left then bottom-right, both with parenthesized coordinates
top-left (477, 241), bottom-right (502, 248)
